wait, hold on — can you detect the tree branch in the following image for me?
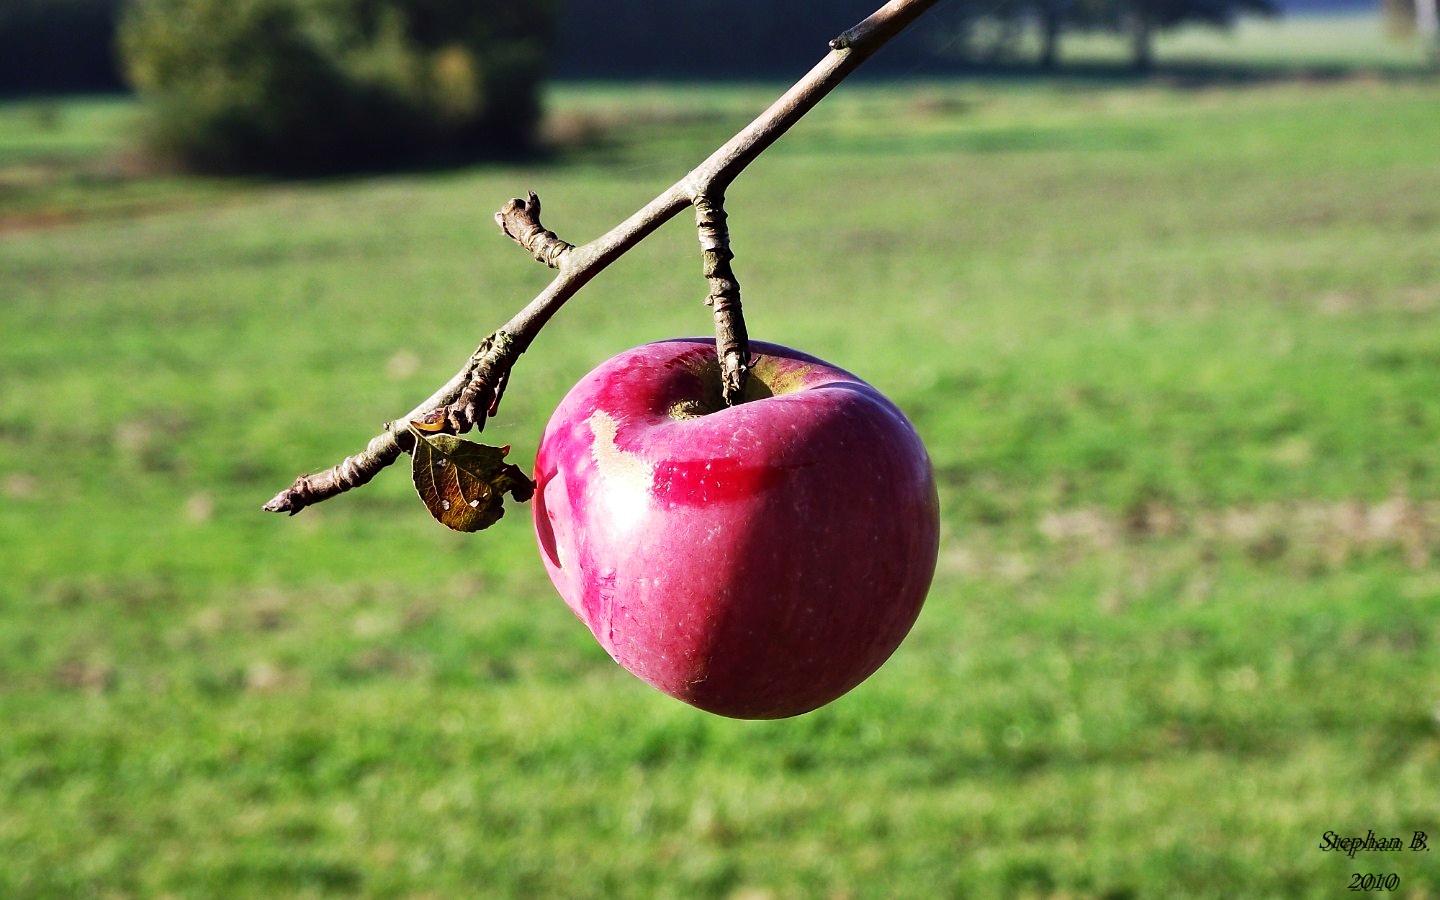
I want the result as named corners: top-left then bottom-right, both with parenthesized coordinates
top-left (265, 0), bottom-right (939, 517)
top-left (262, 331), bottom-right (518, 515)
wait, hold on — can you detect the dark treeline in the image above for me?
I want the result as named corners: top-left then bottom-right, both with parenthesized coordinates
top-left (0, 0), bottom-right (969, 95)
top-left (0, 0), bottom-right (125, 94)
top-left (548, 0), bottom-right (1276, 78)
top-left (0, 0), bottom-right (1281, 97)
top-left (549, 0), bottom-right (998, 78)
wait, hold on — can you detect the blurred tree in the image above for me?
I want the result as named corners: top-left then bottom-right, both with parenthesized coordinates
top-left (120, 0), bottom-right (556, 174)
top-left (1385, 0), bottom-right (1440, 64)
top-left (1036, 0), bottom-right (1071, 68)
top-left (1114, 0), bottom-right (1279, 70)
top-left (1384, 0), bottom-right (1416, 34)
top-left (1425, 0), bottom-right (1440, 64)
top-left (0, 0), bottom-right (125, 94)
top-left (1027, 0), bottom-right (1275, 71)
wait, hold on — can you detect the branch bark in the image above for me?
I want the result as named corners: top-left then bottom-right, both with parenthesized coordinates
top-left (495, 192), bottom-right (573, 269)
top-left (265, 0), bottom-right (940, 517)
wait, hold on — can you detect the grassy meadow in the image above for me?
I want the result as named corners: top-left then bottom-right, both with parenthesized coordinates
top-left (3, 22), bottom-right (1440, 897)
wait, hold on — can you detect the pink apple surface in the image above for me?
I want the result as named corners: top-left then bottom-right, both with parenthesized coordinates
top-left (532, 338), bottom-right (939, 719)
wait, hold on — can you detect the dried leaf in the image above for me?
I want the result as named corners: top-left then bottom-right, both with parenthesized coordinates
top-left (408, 425), bottom-right (534, 532)
top-left (410, 408), bottom-right (452, 435)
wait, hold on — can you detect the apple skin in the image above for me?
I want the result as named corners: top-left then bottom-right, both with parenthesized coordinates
top-left (532, 338), bottom-right (939, 719)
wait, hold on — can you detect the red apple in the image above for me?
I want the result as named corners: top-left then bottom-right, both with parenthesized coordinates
top-left (532, 338), bottom-right (939, 719)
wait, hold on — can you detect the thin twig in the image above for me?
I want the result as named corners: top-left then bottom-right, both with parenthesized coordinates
top-left (495, 192), bottom-right (574, 269)
top-left (265, 0), bottom-right (939, 517)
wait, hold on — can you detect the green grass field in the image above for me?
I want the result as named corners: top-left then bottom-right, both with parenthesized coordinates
top-left (3, 20), bottom-right (1440, 897)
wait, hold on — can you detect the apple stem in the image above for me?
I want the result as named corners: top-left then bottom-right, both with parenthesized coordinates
top-left (694, 194), bottom-right (751, 405)
top-left (264, 0), bottom-right (941, 516)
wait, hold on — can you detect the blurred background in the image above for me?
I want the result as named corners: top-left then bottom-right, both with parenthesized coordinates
top-left (2, 0), bottom-right (1439, 895)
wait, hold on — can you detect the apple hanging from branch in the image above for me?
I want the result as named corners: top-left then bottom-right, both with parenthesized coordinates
top-left (264, 0), bottom-right (945, 717)
top-left (533, 339), bottom-right (939, 718)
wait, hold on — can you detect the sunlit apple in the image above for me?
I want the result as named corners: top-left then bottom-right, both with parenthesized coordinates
top-left (533, 338), bottom-right (939, 718)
